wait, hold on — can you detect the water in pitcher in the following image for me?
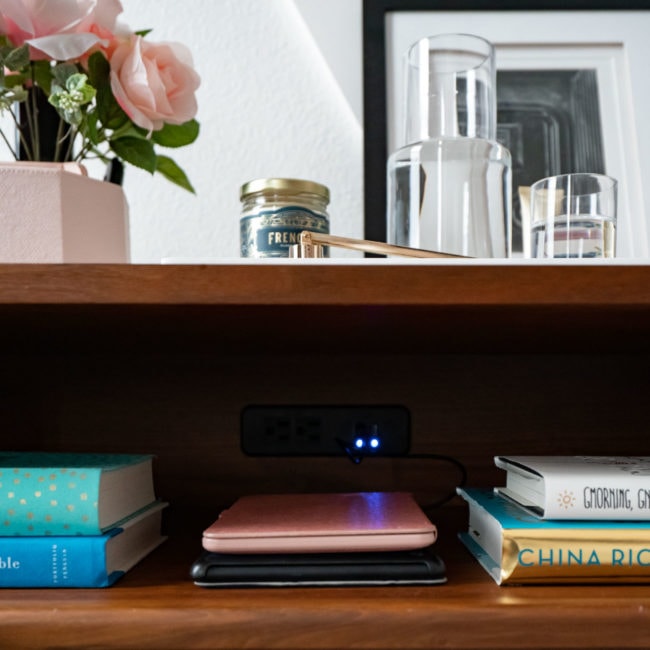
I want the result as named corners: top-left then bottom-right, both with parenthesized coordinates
top-left (387, 137), bottom-right (512, 258)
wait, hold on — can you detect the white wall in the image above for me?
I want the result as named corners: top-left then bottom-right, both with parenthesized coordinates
top-left (119, 0), bottom-right (363, 262)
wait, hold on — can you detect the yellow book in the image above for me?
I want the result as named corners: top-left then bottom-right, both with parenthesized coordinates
top-left (458, 487), bottom-right (650, 585)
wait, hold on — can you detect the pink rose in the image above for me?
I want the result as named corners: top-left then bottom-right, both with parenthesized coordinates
top-left (109, 35), bottom-right (200, 133)
top-left (75, 0), bottom-right (124, 40)
top-left (0, 0), bottom-right (124, 59)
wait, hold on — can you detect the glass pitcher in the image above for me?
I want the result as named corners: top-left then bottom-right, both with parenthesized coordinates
top-left (386, 34), bottom-right (512, 258)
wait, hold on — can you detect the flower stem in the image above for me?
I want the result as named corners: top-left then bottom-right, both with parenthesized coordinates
top-left (29, 64), bottom-right (40, 160)
top-left (63, 126), bottom-right (76, 162)
top-left (53, 119), bottom-right (75, 162)
top-left (53, 118), bottom-right (64, 162)
top-left (10, 105), bottom-right (33, 160)
top-left (0, 124), bottom-right (18, 160)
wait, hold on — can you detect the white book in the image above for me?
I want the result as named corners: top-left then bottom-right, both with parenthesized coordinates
top-left (494, 456), bottom-right (650, 520)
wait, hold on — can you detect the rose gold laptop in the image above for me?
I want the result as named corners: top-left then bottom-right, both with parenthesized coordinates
top-left (202, 492), bottom-right (436, 554)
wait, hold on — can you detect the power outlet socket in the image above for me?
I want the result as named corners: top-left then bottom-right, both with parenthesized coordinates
top-left (241, 405), bottom-right (410, 458)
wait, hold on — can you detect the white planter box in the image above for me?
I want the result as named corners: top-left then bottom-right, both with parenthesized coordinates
top-left (0, 162), bottom-right (129, 263)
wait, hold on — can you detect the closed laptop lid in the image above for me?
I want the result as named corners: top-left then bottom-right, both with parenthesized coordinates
top-left (202, 492), bottom-right (436, 554)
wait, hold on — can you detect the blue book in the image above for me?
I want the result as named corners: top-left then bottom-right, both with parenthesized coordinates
top-left (0, 452), bottom-right (156, 535)
top-left (458, 487), bottom-right (650, 585)
top-left (0, 501), bottom-right (167, 587)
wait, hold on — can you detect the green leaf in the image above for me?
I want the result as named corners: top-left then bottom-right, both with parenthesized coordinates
top-left (155, 155), bottom-right (196, 193)
top-left (3, 45), bottom-right (29, 72)
top-left (3, 73), bottom-right (27, 88)
top-left (151, 119), bottom-right (200, 148)
top-left (99, 88), bottom-right (128, 129)
top-left (97, 83), bottom-right (128, 130)
top-left (0, 86), bottom-right (28, 109)
top-left (84, 110), bottom-right (100, 145)
top-left (68, 74), bottom-right (95, 102)
top-left (88, 51), bottom-right (128, 130)
top-left (32, 60), bottom-right (54, 94)
top-left (87, 51), bottom-right (109, 86)
top-left (111, 122), bottom-right (149, 141)
top-left (52, 63), bottom-right (79, 86)
top-left (110, 136), bottom-right (157, 174)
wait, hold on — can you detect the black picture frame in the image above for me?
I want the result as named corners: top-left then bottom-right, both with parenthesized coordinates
top-left (362, 0), bottom-right (650, 244)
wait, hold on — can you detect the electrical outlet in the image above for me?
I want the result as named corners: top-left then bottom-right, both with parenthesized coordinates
top-left (240, 405), bottom-right (410, 457)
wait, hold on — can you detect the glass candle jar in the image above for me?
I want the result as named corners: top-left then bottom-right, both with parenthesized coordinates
top-left (240, 178), bottom-right (330, 257)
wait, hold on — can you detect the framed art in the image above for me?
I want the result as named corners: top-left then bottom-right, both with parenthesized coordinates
top-left (363, 0), bottom-right (650, 257)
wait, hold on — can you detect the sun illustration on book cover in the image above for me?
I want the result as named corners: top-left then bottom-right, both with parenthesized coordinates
top-left (557, 489), bottom-right (576, 510)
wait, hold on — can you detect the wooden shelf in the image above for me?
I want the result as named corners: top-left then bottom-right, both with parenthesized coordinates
top-left (0, 262), bottom-right (649, 353)
top-left (3, 509), bottom-right (650, 649)
top-left (1, 263), bottom-right (649, 649)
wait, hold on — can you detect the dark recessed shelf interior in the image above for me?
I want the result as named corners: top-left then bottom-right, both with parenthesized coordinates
top-left (1, 263), bottom-right (649, 649)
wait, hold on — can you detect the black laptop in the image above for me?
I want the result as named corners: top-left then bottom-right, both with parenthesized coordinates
top-left (190, 545), bottom-right (446, 588)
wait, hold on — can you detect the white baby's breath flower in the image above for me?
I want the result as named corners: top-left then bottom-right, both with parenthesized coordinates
top-left (49, 73), bottom-right (96, 126)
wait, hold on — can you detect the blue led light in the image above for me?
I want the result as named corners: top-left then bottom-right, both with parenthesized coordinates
top-left (370, 437), bottom-right (380, 449)
top-left (354, 438), bottom-right (365, 449)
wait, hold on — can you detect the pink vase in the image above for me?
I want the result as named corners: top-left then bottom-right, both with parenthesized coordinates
top-left (0, 162), bottom-right (130, 262)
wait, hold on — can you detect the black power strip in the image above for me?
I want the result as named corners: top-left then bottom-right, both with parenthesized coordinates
top-left (240, 405), bottom-right (410, 458)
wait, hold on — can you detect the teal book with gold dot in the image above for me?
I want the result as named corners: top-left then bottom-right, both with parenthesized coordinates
top-left (0, 452), bottom-right (156, 536)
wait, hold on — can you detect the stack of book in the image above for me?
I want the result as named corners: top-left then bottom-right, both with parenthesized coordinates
top-left (458, 455), bottom-right (650, 585)
top-left (191, 492), bottom-right (447, 587)
top-left (0, 451), bottom-right (167, 588)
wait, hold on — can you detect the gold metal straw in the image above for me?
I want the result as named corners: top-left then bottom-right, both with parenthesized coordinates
top-left (288, 231), bottom-right (469, 259)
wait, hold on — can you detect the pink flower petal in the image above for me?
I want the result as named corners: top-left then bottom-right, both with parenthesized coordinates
top-left (26, 33), bottom-right (105, 60)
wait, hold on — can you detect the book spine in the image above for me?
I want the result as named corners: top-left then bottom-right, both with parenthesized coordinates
top-left (0, 467), bottom-right (102, 535)
top-left (0, 535), bottom-right (114, 587)
top-left (544, 475), bottom-right (650, 519)
top-left (501, 530), bottom-right (650, 584)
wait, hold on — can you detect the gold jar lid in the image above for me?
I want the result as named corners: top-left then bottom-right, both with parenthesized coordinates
top-left (240, 178), bottom-right (330, 203)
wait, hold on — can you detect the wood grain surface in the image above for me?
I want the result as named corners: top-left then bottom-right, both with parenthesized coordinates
top-left (0, 263), bottom-right (648, 649)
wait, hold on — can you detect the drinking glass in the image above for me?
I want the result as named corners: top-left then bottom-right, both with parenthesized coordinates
top-left (529, 173), bottom-right (617, 258)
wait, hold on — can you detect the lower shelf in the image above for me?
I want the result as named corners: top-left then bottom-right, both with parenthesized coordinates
top-left (1, 508), bottom-right (650, 649)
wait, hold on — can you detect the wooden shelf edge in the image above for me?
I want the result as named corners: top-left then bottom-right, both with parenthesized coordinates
top-left (0, 264), bottom-right (647, 354)
top-left (0, 263), bottom-right (648, 308)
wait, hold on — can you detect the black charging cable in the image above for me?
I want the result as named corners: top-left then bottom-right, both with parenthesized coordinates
top-left (406, 452), bottom-right (468, 513)
top-left (335, 440), bottom-right (467, 513)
